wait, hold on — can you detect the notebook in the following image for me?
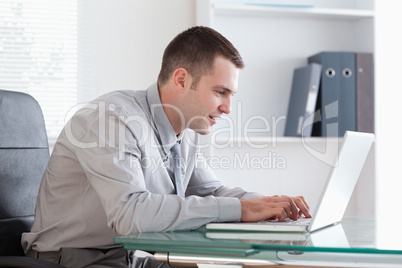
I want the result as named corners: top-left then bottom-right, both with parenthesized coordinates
top-left (206, 131), bottom-right (375, 233)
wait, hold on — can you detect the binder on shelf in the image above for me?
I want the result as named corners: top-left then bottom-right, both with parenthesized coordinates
top-left (308, 51), bottom-right (356, 137)
top-left (355, 52), bottom-right (375, 133)
top-left (284, 63), bottom-right (322, 137)
top-left (339, 52), bottom-right (357, 136)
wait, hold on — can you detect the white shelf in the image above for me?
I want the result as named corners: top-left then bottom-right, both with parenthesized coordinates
top-left (213, 4), bottom-right (375, 20)
top-left (197, 0), bottom-right (375, 137)
top-left (211, 136), bottom-right (342, 146)
top-left (197, 0), bottom-right (376, 219)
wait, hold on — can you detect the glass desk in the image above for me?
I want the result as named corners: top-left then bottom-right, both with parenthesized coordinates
top-left (115, 217), bottom-right (402, 267)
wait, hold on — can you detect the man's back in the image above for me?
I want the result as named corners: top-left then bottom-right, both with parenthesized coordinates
top-left (22, 89), bottom-right (150, 252)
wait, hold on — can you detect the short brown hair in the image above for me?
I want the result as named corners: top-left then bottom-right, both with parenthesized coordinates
top-left (157, 26), bottom-right (244, 87)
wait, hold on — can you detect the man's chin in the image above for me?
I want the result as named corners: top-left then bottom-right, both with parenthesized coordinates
top-left (191, 126), bottom-right (212, 135)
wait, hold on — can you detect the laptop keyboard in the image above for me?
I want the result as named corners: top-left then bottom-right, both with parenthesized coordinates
top-left (263, 217), bottom-right (311, 225)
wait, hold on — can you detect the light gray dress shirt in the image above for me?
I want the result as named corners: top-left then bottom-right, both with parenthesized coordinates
top-left (22, 83), bottom-right (262, 252)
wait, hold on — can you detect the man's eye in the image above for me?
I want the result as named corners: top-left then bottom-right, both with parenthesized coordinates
top-left (217, 91), bottom-right (224, 95)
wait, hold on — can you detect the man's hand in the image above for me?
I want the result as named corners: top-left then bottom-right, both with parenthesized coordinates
top-left (240, 195), bottom-right (311, 222)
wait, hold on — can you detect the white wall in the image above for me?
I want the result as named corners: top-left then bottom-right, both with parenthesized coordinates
top-left (375, 1), bottom-right (402, 243)
top-left (88, 0), bottom-right (196, 96)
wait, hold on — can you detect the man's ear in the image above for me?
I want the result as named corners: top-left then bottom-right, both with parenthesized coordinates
top-left (172, 68), bottom-right (189, 91)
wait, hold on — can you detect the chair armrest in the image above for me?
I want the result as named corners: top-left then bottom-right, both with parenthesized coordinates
top-left (0, 256), bottom-right (66, 268)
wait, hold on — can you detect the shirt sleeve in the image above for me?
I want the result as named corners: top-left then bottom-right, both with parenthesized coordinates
top-left (186, 153), bottom-right (264, 200)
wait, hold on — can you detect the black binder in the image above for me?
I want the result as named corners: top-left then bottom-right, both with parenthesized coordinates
top-left (284, 63), bottom-right (322, 137)
top-left (308, 51), bottom-right (356, 137)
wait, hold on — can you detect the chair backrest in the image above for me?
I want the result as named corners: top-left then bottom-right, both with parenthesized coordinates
top-left (0, 90), bottom-right (50, 256)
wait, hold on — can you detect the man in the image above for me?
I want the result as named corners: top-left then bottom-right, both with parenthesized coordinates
top-left (22, 26), bottom-right (311, 267)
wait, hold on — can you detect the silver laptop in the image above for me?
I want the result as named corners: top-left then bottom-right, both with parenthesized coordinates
top-left (205, 222), bottom-right (349, 249)
top-left (206, 131), bottom-right (375, 233)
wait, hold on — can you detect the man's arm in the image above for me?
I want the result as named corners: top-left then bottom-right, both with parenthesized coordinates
top-left (187, 156), bottom-right (311, 222)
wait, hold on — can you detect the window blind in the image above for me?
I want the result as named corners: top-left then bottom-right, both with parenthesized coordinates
top-left (0, 0), bottom-right (82, 141)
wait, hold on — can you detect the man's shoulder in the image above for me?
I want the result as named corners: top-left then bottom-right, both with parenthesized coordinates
top-left (90, 90), bottom-right (148, 115)
top-left (98, 89), bottom-right (146, 104)
top-left (64, 89), bottom-right (150, 133)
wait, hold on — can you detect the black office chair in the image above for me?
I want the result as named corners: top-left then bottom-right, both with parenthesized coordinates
top-left (0, 90), bottom-right (64, 267)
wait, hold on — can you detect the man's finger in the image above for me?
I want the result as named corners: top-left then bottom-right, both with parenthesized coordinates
top-left (293, 196), bottom-right (312, 218)
top-left (277, 196), bottom-right (299, 221)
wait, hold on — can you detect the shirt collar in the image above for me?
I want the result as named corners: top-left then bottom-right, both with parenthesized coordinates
top-left (146, 82), bottom-right (178, 151)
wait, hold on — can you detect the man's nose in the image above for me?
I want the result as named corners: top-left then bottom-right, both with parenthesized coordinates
top-left (219, 97), bottom-right (231, 114)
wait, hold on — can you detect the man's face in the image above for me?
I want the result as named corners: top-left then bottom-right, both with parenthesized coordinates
top-left (181, 56), bottom-right (239, 135)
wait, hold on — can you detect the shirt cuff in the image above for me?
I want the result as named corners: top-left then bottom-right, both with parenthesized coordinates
top-left (216, 197), bottom-right (242, 222)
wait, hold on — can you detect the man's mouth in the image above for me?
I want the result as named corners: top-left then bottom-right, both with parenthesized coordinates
top-left (208, 115), bottom-right (220, 124)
